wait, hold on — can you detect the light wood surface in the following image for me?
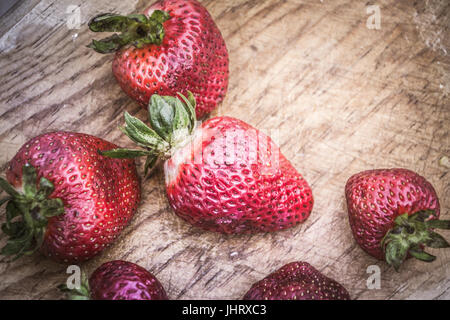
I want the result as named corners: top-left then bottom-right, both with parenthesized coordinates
top-left (0, 0), bottom-right (449, 300)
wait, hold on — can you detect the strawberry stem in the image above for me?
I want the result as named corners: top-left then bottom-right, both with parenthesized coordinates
top-left (87, 10), bottom-right (170, 53)
top-left (101, 92), bottom-right (197, 175)
top-left (381, 210), bottom-right (450, 271)
top-left (0, 164), bottom-right (65, 260)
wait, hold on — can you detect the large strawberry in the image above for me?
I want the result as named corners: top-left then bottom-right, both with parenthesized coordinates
top-left (0, 132), bottom-right (140, 263)
top-left (60, 260), bottom-right (168, 300)
top-left (345, 168), bottom-right (449, 270)
top-left (88, 0), bottom-right (229, 118)
top-left (101, 92), bottom-right (313, 234)
top-left (243, 262), bottom-right (350, 300)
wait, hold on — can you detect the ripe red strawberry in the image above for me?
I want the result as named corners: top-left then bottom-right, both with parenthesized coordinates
top-left (345, 168), bottom-right (449, 270)
top-left (60, 260), bottom-right (168, 300)
top-left (88, 0), bottom-right (229, 118)
top-left (243, 262), bottom-right (350, 300)
top-left (101, 92), bottom-right (313, 234)
top-left (0, 132), bottom-right (140, 263)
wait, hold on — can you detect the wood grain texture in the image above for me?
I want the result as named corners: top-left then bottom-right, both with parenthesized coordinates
top-left (0, 0), bottom-right (449, 300)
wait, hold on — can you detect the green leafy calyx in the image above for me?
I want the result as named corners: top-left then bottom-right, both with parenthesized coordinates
top-left (87, 10), bottom-right (171, 53)
top-left (100, 92), bottom-right (197, 175)
top-left (0, 164), bottom-right (65, 260)
top-left (381, 210), bottom-right (450, 271)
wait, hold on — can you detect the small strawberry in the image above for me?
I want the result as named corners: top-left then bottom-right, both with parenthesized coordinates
top-left (0, 132), bottom-right (140, 263)
top-left (243, 262), bottom-right (350, 300)
top-left (101, 92), bottom-right (313, 234)
top-left (59, 260), bottom-right (168, 300)
top-left (88, 0), bottom-right (229, 118)
top-left (345, 168), bottom-right (449, 270)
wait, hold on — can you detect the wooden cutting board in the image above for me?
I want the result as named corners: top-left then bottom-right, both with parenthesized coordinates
top-left (0, 0), bottom-right (448, 300)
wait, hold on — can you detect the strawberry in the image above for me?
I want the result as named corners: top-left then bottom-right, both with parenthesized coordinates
top-left (243, 262), bottom-right (350, 300)
top-left (345, 168), bottom-right (450, 270)
top-left (60, 260), bottom-right (168, 300)
top-left (101, 92), bottom-right (313, 234)
top-left (88, 0), bottom-right (229, 118)
top-left (0, 132), bottom-right (140, 263)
